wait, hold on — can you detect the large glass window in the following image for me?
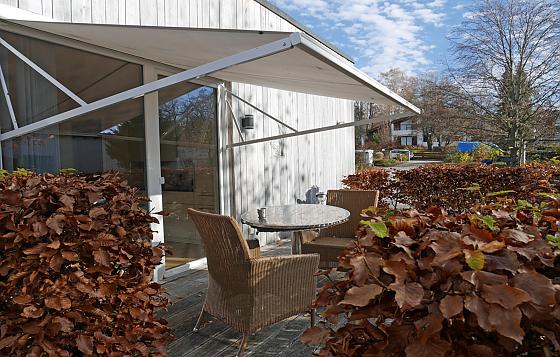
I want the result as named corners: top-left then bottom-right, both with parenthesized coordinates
top-left (0, 31), bottom-right (145, 190)
top-left (1, 98), bottom-right (146, 189)
top-left (158, 80), bottom-right (219, 267)
top-left (0, 30), bottom-right (142, 126)
top-left (0, 84), bottom-right (12, 133)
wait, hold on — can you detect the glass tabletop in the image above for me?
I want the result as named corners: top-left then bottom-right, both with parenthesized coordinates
top-left (241, 204), bottom-right (350, 232)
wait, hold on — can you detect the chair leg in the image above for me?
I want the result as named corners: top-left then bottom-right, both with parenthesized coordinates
top-left (192, 309), bottom-right (207, 332)
top-left (310, 308), bottom-right (316, 327)
top-left (237, 333), bottom-right (250, 357)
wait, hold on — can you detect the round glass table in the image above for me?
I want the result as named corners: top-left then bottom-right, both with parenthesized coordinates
top-left (241, 204), bottom-right (350, 254)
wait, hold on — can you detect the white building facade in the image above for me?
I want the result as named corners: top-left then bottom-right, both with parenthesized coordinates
top-left (0, 0), bottom-right (418, 277)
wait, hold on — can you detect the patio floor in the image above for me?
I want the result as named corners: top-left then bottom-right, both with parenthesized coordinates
top-left (160, 241), bottom-right (321, 357)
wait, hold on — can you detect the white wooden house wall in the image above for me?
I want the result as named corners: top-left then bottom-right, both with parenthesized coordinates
top-left (0, 0), bottom-right (355, 244)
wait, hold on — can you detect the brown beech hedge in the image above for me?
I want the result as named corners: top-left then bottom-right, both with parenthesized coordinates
top-left (303, 184), bottom-right (560, 356)
top-left (342, 164), bottom-right (560, 212)
top-left (0, 171), bottom-right (171, 356)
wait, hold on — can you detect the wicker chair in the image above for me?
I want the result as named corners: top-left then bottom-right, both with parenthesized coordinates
top-left (187, 208), bottom-right (320, 357)
top-left (300, 190), bottom-right (379, 268)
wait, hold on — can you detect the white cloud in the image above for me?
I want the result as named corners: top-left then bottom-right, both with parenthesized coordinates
top-left (271, 0), bottom-right (448, 75)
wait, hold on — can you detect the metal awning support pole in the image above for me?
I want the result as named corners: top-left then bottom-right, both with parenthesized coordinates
top-left (0, 36), bottom-right (87, 106)
top-left (0, 64), bottom-right (17, 129)
top-left (0, 34), bottom-right (300, 142)
top-left (225, 88), bottom-right (298, 133)
top-left (225, 98), bottom-right (245, 142)
top-left (227, 112), bottom-right (412, 148)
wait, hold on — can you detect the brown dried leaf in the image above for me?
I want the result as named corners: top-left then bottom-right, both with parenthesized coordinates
top-left (23, 243), bottom-right (47, 255)
top-left (76, 334), bottom-right (93, 355)
top-left (13, 295), bottom-right (32, 305)
top-left (464, 295), bottom-right (492, 331)
top-left (301, 327), bottom-right (331, 345)
top-left (383, 260), bottom-right (408, 284)
top-left (484, 250), bottom-right (520, 274)
top-left (49, 254), bottom-right (65, 272)
top-left (500, 229), bottom-right (532, 243)
top-left (46, 214), bottom-right (66, 235)
top-left (339, 284), bottom-right (384, 307)
top-left (44, 296), bottom-right (71, 311)
top-left (32, 222), bottom-right (49, 238)
top-left (0, 335), bottom-right (18, 350)
top-left (511, 272), bottom-right (556, 306)
top-left (468, 344), bottom-right (495, 357)
top-left (59, 194), bottom-right (75, 210)
top-left (405, 337), bottom-right (451, 357)
top-left (508, 239), bottom-right (554, 266)
top-left (488, 305), bottom-right (524, 343)
top-left (89, 207), bottom-right (107, 219)
top-left (481, 284), bottom-right (531, 309)
top-left (479, 240), bottom-right (505, 253)
top-left (51, 316), bottom-right (74, 333)
top-left (116, 226), bottom-right (126, 238)
top-left (61, 251), bottom-right (79, 262)
top-left (439, 295), bottom-right (463, 319)
top-left (46, 240), bottom-right (61, 250)
top-left (93, 249), bottom-right (112, 268)
top-left (21, 306), bottom-right (44, 319)
top-left (0, 190), bottom-right (21, 205)
top-left (431, 236), bottom-right (463, 265)
top-left (390, 282), bottom-right (424, 310)
top-left (394, 231), bottom-right (416, 247)
top-left (415, 307), bottom-right (444, 343)
top-left (461, 270), bottom-right (507, 288)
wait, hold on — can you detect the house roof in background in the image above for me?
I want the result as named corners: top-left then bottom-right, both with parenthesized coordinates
top-left (254, 0), bottom-right (355, 63)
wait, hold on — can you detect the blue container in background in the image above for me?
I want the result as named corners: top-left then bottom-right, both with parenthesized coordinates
top-left (457, 141), bottom-right (481, 153)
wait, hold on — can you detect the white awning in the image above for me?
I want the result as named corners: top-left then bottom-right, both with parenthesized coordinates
top-left (0, 17), bottom-right (420, 114)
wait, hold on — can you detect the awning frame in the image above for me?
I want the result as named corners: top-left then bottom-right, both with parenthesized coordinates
top-left (0, 32), bottom-right (299, 142)
top-left (222, 84), bottom-right (411, 148)
top-left (0, 23), bottom-right (420, 144)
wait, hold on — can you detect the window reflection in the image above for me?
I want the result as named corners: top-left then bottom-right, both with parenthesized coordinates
top-left (0, 30), bottom-right (142, 127)
top-left (0, 30), bottom-right (145, 190)
top-left (158, 81), bottom-right (218, 267)
top-left (1, 98), bottom-right (146, 190)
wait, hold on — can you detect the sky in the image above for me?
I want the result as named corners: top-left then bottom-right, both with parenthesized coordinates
top-left (270, 0), bottom-right (473, 77)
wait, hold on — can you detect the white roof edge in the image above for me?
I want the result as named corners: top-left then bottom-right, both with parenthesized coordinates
top-left (0, 9), bottom-right (420, 114)
top-left (0, 4), bottom-right (54, 22)
top-left (296, 32), bottom-right (421, 115)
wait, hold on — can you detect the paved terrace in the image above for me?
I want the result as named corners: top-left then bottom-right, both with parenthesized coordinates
top-left (160, 242), bottom-right (322, 357)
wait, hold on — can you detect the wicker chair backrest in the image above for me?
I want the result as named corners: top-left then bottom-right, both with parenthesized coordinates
top-left (319, 190), bottom-right (379, 238)
top-left (187, 208), bottom-right (251, 272)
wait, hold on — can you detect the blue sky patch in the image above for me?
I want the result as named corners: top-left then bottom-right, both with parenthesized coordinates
top-left (271, 0), bottom-right (472, 76)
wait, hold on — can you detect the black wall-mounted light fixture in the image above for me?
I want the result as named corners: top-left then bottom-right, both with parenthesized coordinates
top-left (242, 114), bottom-right (254, 130)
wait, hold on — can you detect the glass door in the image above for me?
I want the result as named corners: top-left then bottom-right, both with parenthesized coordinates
top-left (157, 80), bottom-right (219, 270)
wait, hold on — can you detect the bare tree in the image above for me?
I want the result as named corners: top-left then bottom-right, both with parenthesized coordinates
top-left (355, 68), bottom-right (418, 148)
top-left (414, 74), bottom-right (470, 150)
top-left (449, 0), bottom-right (560, 164)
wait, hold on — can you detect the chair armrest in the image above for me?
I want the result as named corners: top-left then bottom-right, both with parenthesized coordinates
top-left (248, 254), bottom-right (320, 309)
top-left (246, 239), bottom-right (261, 259)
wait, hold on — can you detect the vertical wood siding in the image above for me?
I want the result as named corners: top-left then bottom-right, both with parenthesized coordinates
top-left (1, 0), bottom-right (356, 245)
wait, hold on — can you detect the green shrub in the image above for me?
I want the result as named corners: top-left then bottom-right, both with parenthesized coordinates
top-left (373, 152), bottom-right (385, 161)
top-left (472, 143), bottom-right (501, 161)
top-left (445, 152), bottom-right (472, 163)
top-left (396, 153), bottom-right (409, 162)
top-left (0, 172), bottom-right (170, 356)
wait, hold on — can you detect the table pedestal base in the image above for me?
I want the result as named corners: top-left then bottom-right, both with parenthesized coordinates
top-left (291, 231), bottom-right (303, 254)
